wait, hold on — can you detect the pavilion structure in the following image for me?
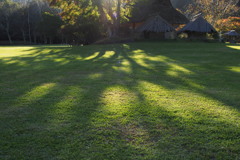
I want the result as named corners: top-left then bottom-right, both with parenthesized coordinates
top-left (136, 15), bottom-right (176, 39)
top-left (128, 0), bottom-right (189, 39)
top-left (178, 16), bottom-right (218, 39)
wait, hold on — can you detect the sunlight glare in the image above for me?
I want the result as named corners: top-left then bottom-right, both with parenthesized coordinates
top-left (226, 45), bottom-right (240, 50)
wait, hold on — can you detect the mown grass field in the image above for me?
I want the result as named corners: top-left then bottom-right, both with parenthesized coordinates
top-left (0, 42), bottom-right (240, 159)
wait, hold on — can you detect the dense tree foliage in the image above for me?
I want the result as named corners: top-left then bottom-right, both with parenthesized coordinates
top-left (48, 0), bottom-right (134, 40)
top-left (38, 12), bottom-right (63, 44)
top-left (217, 17), bottom-right (240, 32)
top-left (0, 0), bottom-right (136, 44)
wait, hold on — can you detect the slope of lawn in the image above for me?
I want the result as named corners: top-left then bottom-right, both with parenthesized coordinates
top-left (0, 42), bottom-right (240, 159)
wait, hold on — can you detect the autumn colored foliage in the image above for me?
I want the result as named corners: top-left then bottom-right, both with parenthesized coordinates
top-left (216, 17), bottom-right (240, 32)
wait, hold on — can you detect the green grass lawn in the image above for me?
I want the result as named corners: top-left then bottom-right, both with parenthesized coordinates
top-left (0, 42), bottom-right (240, 159)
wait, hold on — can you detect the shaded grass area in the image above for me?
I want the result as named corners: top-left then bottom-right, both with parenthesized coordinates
top-left (0, 42), bottom-right (240, 159)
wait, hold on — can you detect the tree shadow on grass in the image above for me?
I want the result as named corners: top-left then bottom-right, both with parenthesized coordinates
top-left (124, 42), bottom-right (240, 109)
top-left (0, 42), bottom-right (240, 159)
top-left (117, 42), bottom-right (240, 159)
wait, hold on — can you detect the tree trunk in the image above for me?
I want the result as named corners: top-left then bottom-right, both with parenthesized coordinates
top-left (61, 34), bottom-right (64, 44)
top-left (6, 29), bottom-right (13, 44)
top-left (95, 0), bottom-right (108, 23)
top-left (50, 37), bottom-right (53, 44)
top-left (21, 29), bottom-right (26, 44)
top-left (107, 26), bottom-right (113, 37)
top-left (116, 0), bottom-right (121, 36)
top-left (4, 18), bottom-right (12, 44)
top-left (156, 0), bottom-right (173, 6)
top-left (44, 35), bottom-right (47, 44)
top-left (27, 7), bottom-right (32, 44)
top-left (95, 0), bottom-right (113, 37)
top-left (33, 33), bottom-right (37, 44)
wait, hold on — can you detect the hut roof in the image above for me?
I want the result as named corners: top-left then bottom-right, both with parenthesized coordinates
top-left (179, 16), bottom-right (217, 33)
top-left (129, 0), bottom-right (189, 24)
top-left (224, 30), bottom-right (240, 36)
top-left (237, 0), bottom-right (240, 7)
top-left (137, 15), bottom-right (175, 33)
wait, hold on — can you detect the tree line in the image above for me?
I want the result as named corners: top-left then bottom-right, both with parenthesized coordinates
top-left (0, 0), bottom-right (134, 45)
top-left (0, 0), bottom-right (64, 44)
top-left (0, 0), bottom-right (239, 45)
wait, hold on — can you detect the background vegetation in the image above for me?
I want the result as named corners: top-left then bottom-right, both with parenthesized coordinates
top-left (0, 0), bottom-right (239, 45)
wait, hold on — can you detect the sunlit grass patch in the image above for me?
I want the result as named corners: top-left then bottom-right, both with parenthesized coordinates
top-left (227, 45), bottom-right (240, 50)
top-left (228, 66), bottom-right (240, 73)
top-left (84, 51), bottom-right (100, 60)
top-left (0, 42), bottom-right (240, 159)
top-left (112, 59), bottom-right (132, 73)
top-left (19, 83), bottom-right (57, 103)
top-left (99, 51), bottom-right (116, 59)
top-left (0, 46), bottom-right (35, 57)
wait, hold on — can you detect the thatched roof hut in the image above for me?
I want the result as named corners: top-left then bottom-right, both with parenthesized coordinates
top-left (223, 30), bottom-right (240, 43)
top-left (171, 0), bottom-right (192, 9)
top-left (224, 30), bottom-right (240, 36)
top-left (135, 16), bottom-right (176, 39)
top-left (137, 16), bottom-right (175, 33)
top-left (237, 0), bottom-right (240, 7)
top-left (179, 16), bottom-right (217, 33)
top-left (130, 0), bottom-right (189, 25)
